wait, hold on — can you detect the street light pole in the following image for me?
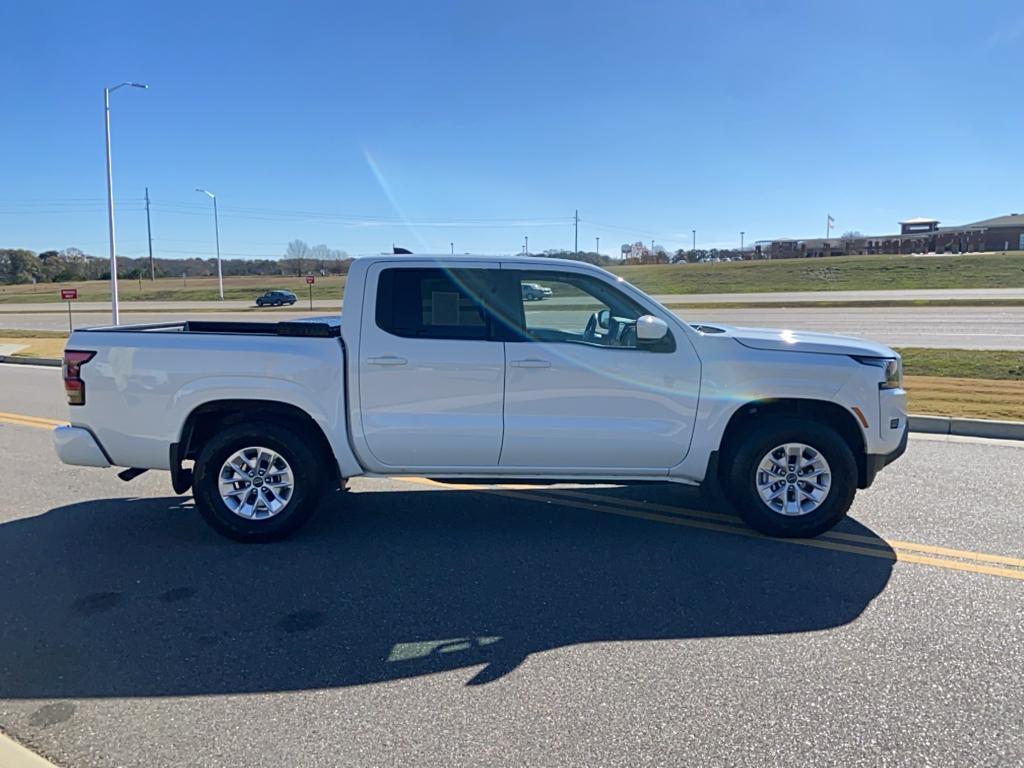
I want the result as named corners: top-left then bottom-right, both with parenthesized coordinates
top-left (595, 236), bottom-right (599, 256)
top-left (450, 242), bottom-right (454, 256)
top-left (195, 189), bottom-right (224, 299)
top-left (740, 231), bottom-right (745, 258)
top-left (104, 82), bottom-right (147, 325)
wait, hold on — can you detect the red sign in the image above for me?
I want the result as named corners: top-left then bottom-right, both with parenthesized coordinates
top-left (60, 288), bottom-right (78, 300)
top-left (305, 276), bottom-right (315, 284)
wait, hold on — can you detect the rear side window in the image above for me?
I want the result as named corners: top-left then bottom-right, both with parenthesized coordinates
top-left (375, 267), bottom-right (504, 340)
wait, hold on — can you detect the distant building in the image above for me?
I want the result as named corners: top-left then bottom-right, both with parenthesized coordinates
top-left (620, 241), bottom-right (651, 263)
top-left (899, 217), bottom-right (940, 235)
top-left (755, 214), bottom-right (1024, 259)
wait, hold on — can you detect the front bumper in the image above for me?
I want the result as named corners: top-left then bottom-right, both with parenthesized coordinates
top-left (860, 423), bottom-right (908, 488)
top-left (53, 425), bottom-right (111, 468)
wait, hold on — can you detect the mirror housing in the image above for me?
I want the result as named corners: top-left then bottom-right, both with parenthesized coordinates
top-left (636, 314), bottom-right (669, 342)
top-left (597, 308), bottom-right (610, 330)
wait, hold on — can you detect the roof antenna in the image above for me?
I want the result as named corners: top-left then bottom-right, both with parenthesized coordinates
top-left (393, 246), bottom-right (413, 254)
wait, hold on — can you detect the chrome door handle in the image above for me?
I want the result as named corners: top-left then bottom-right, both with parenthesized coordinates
top-left (509, 359), bottom-right (551, 368)
top-left (367, 356), bottom-right (408, 366)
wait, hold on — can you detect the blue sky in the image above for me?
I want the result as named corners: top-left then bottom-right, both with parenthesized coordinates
top-left (2, 0), bottom-right (1023, 259)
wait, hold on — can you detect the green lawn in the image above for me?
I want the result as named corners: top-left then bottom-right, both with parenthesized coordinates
top-left (611, 251), bottom-right (1024, 295)
top-left (897, 348), bottom-right (1024, 380)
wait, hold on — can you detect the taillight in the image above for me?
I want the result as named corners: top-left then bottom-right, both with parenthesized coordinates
top-left (63, 350), bottom-right (96, 405)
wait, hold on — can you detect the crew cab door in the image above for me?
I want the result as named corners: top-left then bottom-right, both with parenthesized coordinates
top-left (355, 263), bottom-right (506, 469)
top-left (499, 268), bottom-right (701, 471)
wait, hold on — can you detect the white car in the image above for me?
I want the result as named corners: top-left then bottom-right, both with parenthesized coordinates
top-left (54, 255), bottom-right (907, 542)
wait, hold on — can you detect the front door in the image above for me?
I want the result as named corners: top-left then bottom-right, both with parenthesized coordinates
top-left (356, 263), bottom-right (506, 470)
top-left (499, 268), bottom-right (701, 471)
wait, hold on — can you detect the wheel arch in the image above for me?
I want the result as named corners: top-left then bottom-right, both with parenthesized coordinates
top-left (171, 399), bottom-right (343, 494)
top-left (717, 398), bottom-right (871, 488)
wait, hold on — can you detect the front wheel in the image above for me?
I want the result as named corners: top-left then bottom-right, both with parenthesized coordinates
top-left (192, 422), bottom-right (325, 542)
top-left (725, 418), bottom-right (857, 538)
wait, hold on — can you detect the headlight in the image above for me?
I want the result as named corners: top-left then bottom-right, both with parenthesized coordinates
top-left (852, 356), bottom-right (903, 390)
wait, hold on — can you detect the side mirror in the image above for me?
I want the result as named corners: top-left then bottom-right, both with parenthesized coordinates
top-left (636, 314), bottom-right (669, 342)
top-left (597, 308), bottom-right (611, 330)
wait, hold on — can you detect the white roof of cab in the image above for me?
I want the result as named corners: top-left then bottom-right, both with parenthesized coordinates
top-left (363, 253), bottom-right (596, 268)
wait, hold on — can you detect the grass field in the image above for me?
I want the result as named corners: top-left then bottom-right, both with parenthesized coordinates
top-left (2, 251), bottom-right (1024, 304)
top-left (905, 376), bottom-right (1024, 421)
top-left (614, 251), bottom-right (1024, 295)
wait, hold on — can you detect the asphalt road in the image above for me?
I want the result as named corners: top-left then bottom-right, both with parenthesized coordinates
top-left (4, 286), bottom-right (1024, 313)
top-left (3, 305), bottom-right (1024, 350)
top-left (0, 363), bottom-right (1022, 767)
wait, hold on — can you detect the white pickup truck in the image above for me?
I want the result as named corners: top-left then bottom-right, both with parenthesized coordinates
top-left (54, 255), bottom-right (907, 542)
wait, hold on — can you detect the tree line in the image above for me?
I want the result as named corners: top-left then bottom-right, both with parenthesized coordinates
top-left (0, 240), bottom-right (352, 285)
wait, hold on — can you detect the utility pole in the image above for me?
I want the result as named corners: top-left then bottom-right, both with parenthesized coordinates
top-left (692, 229), bottom-right (696, 254)
top-left (145, 187), bottom-right (155, 280)
top-left (524, 236), bottom-right (529, 255)
top-left (740, 231), bottom-right (745, 258)
top-left (595, 236), bottom-right (600, 256)
top-left (574, 209), bottom-right (579, 254)
top-left (450, 242), bottom-right (454, 256)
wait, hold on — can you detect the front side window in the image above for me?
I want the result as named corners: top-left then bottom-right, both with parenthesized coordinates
top-left (509, 271), bottom-right (650, 349)
top-left (375, 267), bottom-right (503, 340)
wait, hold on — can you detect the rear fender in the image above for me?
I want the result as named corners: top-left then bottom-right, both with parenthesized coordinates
top-left (172, 376), bottom-right (363, 479)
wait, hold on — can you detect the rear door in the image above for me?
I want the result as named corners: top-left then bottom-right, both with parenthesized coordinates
top-left (355, 262), bottom-right (507, 469)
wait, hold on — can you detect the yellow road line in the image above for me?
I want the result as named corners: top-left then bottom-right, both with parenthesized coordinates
top-left (1, 410), bottom-right (1020, 580)
top-left (488, 489), bottom-right (1024, 582)
top-left (544, 487), bottom-right (1024, 569)
top-left (0, 411), bottom-right (66, 430)
top-left (392, 477), bottom-right (1024, 582)
top-left (0, 730), bottom-right (60, 768)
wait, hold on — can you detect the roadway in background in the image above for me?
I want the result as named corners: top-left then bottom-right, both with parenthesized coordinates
top-left (4, 286), bottom-right (1024, 314)
top-left (3, 305), bottom-right (1024, 350)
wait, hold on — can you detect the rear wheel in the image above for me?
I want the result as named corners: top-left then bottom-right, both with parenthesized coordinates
top-left (192, 422), bottom-right (324, 542)
top-left (724, 417), bottom-right (857, 538)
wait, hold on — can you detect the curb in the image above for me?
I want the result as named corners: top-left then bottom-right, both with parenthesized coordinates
top-left (0, 355), bottom-right (61, 367)
top-left (908, 414), bottom-right (1024, 442)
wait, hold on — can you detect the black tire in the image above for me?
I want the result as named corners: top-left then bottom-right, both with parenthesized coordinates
top-left (724, 417), bottom-right (857, 538)
top-left (256, 300), bottom-right (264, 307)
top-left (192, 422), bottom-right (325, 542)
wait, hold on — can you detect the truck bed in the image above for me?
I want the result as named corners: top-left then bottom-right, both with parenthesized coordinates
top-left (78, 317), bottom-right (341, 338)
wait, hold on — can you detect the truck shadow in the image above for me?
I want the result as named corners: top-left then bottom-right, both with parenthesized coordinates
top-left (0, 485), bottom-right (893, 698)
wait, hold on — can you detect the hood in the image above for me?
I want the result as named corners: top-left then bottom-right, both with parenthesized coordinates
top-left (690, 323), bottom-right (897, 358)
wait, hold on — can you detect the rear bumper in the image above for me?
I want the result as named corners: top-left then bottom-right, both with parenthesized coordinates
top-left (860, 423), bottom-right (908, 489)
top-left (53, 425), bottom-right (112, 468)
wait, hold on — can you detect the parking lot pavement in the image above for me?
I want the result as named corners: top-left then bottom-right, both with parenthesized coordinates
top-left (0, 401), bottom-right (1021, 767)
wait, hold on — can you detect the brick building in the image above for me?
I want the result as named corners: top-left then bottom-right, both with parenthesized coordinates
top-left (755, 214), bottom-right (1024, 259)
